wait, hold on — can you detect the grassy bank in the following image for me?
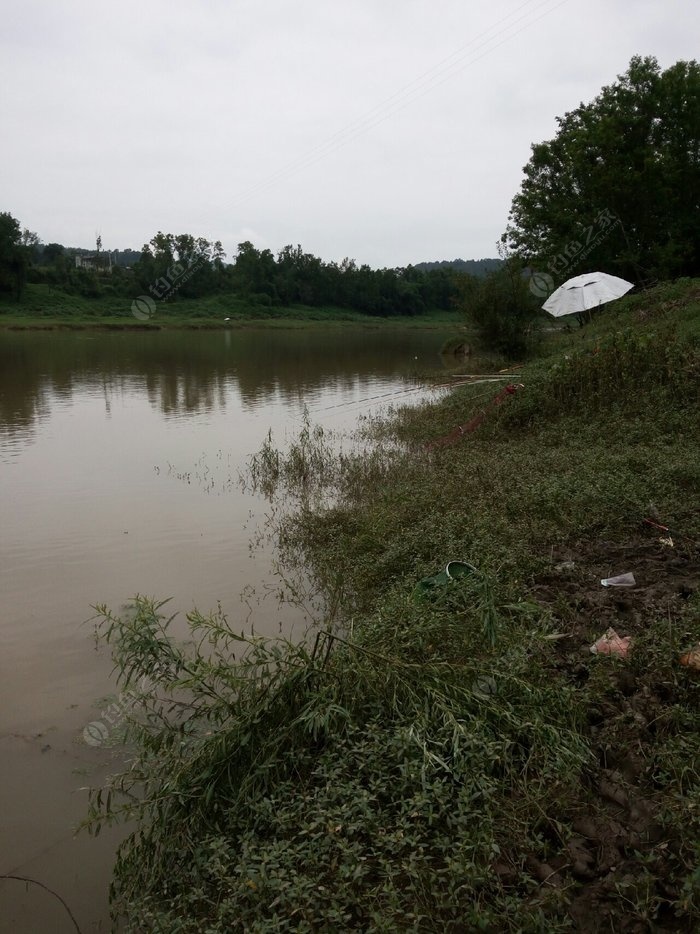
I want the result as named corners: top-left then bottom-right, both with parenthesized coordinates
top-left (88, 280), bottom-right (700, 931)
top-left (0, 285), bottom-right (461, 330)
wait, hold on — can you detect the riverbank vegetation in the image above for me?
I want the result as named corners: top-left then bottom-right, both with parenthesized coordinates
top-left (0, 215), bottom-right (480, 324)
top-left (87, 278), bottom-right (700, 931)
top-left (0, 284), bottom-right (462, 330)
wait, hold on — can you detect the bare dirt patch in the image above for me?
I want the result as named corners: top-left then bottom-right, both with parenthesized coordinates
top-left (526, 526), bottom-right (700, 931)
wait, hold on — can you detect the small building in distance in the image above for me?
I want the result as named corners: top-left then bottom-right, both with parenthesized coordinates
top-left (74, 252), bottom-right (114, 272)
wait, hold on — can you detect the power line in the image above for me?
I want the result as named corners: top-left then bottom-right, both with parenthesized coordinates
top-left (223, 0), bottom-right (572, 213)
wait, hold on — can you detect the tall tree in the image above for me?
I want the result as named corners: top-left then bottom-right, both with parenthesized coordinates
top-left (503, 56), bottom-right (700, 282)
top-left (0, 212), bottom-right (27, 299)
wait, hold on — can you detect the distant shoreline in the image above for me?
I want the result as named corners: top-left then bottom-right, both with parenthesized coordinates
top-left (0, 285), bottom-right (462, 331)
top-left (0, 315), bottom-right (460, 331)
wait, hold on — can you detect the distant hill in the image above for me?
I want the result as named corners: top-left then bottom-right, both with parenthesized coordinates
top-left (414, 258), bottom-right (502, 277)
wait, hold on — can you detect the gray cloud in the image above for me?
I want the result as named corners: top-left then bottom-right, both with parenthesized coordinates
top-left (1, 0), bottom-right (697, 266)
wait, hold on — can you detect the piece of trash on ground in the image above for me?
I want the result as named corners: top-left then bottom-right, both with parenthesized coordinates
top-left (554, 561), bottom-right (576, 572)
top-left (601, 572), bottom-right (636, 588)
top-left (643, 516), bottom-right (696, 545)
top-left (590, 628), bottom-right (632, 658)
top-left (679, 644), bottom-right (700, 670)
top-left (659, 536), bottom-right (674, 548)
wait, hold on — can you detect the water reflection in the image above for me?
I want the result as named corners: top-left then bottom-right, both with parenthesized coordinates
top-left (0, 325), bottom-right (456, 932)
top-left (0, 329), bottom-right (448, 439)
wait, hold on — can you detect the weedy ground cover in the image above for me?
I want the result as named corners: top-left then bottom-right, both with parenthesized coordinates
top-left (0, 284), bottom-right (461, 329)
top-left (88, 280), bottom-right (700, 931)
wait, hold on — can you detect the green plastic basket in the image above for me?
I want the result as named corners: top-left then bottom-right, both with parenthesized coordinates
top-left (413, 560), bottom-right (478, 600)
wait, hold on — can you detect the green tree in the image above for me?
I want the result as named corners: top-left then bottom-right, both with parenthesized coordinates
top-left (231, 241), bottom-right (277, 302)
top-left (42, 242), bottom-right (65, 265)
top-left (460, 257), bottom-right (539, 358)
top-left (0, 211), bottom-right (27, 299)
top-left (133, 232), bottom-right (222, 300)
top-left (504, 56), bottom-right (700, 282)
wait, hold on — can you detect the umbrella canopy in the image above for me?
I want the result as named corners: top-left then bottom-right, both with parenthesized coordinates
top-left (543, 272), bottom-right (633, 317)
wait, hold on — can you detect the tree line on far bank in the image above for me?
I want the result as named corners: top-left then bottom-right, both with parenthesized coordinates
top-left (0, 221), bottom-right (474, 317)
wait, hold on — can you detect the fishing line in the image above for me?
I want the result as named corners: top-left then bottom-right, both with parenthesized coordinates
top-left (295, 382), bottom-right (450, 420)
top-left (312, 384), bottom-right (430, 412)
top-left (288, 370), bottom-right (507, 423)
top-left (0, 875), bottom-right (82, 934)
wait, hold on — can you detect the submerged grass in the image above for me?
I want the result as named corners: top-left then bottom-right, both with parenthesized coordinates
top-left (87, 279), bottom-right (700, 931)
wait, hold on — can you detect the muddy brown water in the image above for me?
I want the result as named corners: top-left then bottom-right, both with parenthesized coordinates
top-left (0, 327), bottom-right (452, 932)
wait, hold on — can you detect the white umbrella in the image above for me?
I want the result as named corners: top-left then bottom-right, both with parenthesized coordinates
top-left (542, 272), bottom-right (633, 318)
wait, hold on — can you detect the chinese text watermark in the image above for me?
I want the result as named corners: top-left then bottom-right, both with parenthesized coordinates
top-left (83, 666), bottom-right (165, 746)
top-left (131, 257), bottom-right (205, 320)
top-left (529, 208), bottom-right (621, 298)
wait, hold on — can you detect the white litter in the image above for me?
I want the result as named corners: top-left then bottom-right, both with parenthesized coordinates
top-left (601, 572), bottom-right (636, 588)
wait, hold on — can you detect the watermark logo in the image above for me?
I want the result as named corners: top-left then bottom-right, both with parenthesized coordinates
top-left (81, 665), bottom-right (165, 746)
top-left (83, 720), bottom-right (110, 746)
top-left (528, 208), bottom-right (621, 298)
top-left (131, 257), bottom-right (206, 321)
top-left (529, 271), bottom-right (554, 298)
top-left (131, 296), bottom-right (157, 320)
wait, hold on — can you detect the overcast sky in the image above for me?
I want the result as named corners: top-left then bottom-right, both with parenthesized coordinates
top-left (1, 0), bottom-right (697, 267)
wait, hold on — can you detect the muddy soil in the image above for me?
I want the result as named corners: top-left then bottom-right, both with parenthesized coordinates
top-left (526, 525), bottom-right (699, 932)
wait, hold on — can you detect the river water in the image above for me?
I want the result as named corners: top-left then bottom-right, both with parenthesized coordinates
top-left (0, 326), bottom-right (452, 932)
